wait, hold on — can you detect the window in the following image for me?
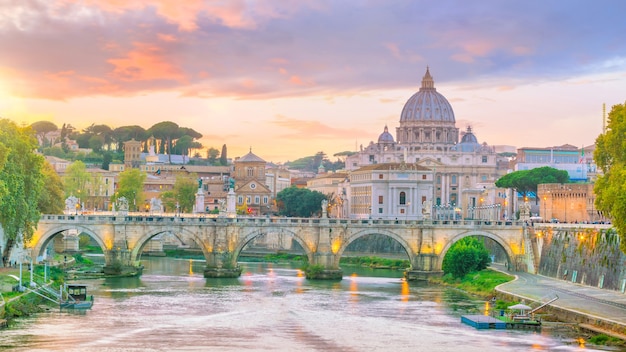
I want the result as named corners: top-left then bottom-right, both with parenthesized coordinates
top-left (399, 192), bottom-right (406, 205)
top-left (255, 196), bottom-right (260, 204)
top-left (238, 196), bottom-right (243, 204)
top-left (451, 175), bottom-right (457, 184)
top-left (379, 174), bottom-right (383, 179)
top-left (422, 174), bottom-right (427, 180)
top-left (378, 195), bottom-right (383, 204)
top-left (482, 156), bottom-right (488, 163)
top-left (246, 196), bottom-right (251, 203)
top-left (378, 208), bottom-right (383, 214)
top-left (263, 196), bottom-right (268, 204)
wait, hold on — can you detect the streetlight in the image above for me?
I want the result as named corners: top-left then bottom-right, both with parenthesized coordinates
top-left (176, 202), bottom-right (180, 217)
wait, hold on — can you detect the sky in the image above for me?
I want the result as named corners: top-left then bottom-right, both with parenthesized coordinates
top-left (1, 1), bottom-right (625, 163)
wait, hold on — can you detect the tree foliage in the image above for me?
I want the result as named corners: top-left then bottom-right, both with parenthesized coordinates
top-left (64, 161), bottom-right (91, 204)
top-left (0, 119), bottom-right (46, 266)
top-left (113, 168), bottom-right (146, 212)
top-left (38, 161), bottom-right (65, 214)
top-left (276, 186), bottom-right (327, 217)
top-left (442, 237), bottom-right (491, 279)
top-left (30, 120), bottom-right (58, 150)
top-left (594, 101), bottom-right (626, 253)
top-left (495, 166), bottom-right (570, 199)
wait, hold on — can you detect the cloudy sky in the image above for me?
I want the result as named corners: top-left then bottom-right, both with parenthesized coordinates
top-left (1, 1), bottom-right (625, 163)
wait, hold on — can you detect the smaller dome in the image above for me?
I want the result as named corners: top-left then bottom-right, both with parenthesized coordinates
top-left (460, 127), bottom-right (478, 144)
top-left (455, 126), bottom-right (481, 152)
top-left (378, 125), bottom-right (395, 143)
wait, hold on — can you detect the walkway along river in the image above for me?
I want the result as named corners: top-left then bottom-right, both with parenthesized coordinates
top-left (0, 257), bottom-right (603, 351)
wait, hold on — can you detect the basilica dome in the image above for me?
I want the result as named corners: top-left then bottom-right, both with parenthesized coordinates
top-left (399, 67), bottom-right (455, 124)
top-left (377, 125), bottom-right (395, 143)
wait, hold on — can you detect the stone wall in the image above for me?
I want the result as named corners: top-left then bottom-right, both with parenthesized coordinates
top-left (535, 227), bottom-right (626, 292)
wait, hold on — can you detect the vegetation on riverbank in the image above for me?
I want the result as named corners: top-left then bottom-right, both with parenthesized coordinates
top-left (430, 268), bottom-right (514, 298)
top-left (339, 256), bottom-right (410, 270)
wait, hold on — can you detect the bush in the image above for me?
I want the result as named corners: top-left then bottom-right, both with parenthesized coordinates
top-left (442, 237), bottom-right (491, 278)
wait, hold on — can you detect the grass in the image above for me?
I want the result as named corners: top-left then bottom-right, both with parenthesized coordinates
top-left (431, 268), bottom-right (515, 298)
top-left (340, 256), bottom-right (410, 270)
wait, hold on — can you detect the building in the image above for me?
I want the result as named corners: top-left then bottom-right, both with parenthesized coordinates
top-left (232, 149), bottom-right (272, 216)
top-left (350, 163), bottom-right (433, 220)
top-left (537, 183), bottom-right (609, 224)
top-left (345, 67), bottom-right (510, 219)
top-left (515, 145), bottom-right (589, 182)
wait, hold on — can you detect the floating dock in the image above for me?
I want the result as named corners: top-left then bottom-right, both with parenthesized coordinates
top-left (461, 315), bottom-right (506, 329)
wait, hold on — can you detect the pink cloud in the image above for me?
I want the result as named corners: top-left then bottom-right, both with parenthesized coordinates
top-left (107, 42), bottom-right (185, 82)
top-left (271, 114), bottom-right (370, 139)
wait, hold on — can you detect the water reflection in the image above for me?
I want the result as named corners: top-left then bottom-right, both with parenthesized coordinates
top-left (0, 257), bottom-right (596, 352)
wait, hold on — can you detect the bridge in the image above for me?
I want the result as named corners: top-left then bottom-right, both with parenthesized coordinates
top-left (29, 214), bottom-right (532, 280)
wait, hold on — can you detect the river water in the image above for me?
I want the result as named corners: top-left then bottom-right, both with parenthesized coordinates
top-left (0, 257), bottom-right (597, 351)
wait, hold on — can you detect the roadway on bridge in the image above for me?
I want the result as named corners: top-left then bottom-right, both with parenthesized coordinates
top-left (492, 264), bottom-right (626, 328)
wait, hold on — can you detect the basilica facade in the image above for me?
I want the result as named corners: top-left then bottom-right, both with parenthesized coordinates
top-left (344, 68), bottom-right (511, 220)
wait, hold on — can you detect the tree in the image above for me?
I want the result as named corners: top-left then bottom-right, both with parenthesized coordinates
top-left (594, 101), bottom-right (626, 253)
top-left (495, 167), bottom-right (569, 200)
top-left (64, 161), bottom-right (91, 204)
top-left (173, 174), bottom-right (198, 213)
top-left (38, 161), bottom-right (65, 214)
top-left (207, 147), bottom-right (220, 164)
top-left (276, 186), bottom-right (327, 217)
top-left (220, 144), bottom-right (227, 165)
top-left (0, 119), bottom-right (45, 266)
top-left (159, 174), bottom-right (198, 213)
top-left (112, 125), bottom-right (147, 152)
top-left (30, 121), bottom-right (58, 150)
top-left (113, 168), bottom-right (146, 212)
top-left (148, 121), bottom-right (183, 164)
top-left (442, 237), bottom-right (491, 278)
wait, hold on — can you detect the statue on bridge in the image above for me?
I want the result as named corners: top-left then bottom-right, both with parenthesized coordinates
top-left (519, 201), bottom-right (531, 221)
top-left (422, 200), bottom-right (432, 219)
top-left (150, 197), bottom-right (163, 214)
top-left (321, 199), bottom-right (328, 218)
top-left (65, 196), bottom-right (79, 214)
top-left (117, 197), bottom-right (129, 213)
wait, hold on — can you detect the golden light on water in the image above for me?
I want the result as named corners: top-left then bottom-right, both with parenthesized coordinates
top-left (400, 279), bottom-right (410, 302)
top-left (188, 259), bottom-right (193, 275)
top-left (349, 273), bottom-right (359, 302)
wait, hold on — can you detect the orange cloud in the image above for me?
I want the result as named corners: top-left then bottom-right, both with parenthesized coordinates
top-left (108, 42), bottom-right (185, 82)
top-left (289, 75), bottom-right (314, 86)
top-left (271, 114), bottom-right (369, 139)
top-left (60, 0), bottom-right (307, 31)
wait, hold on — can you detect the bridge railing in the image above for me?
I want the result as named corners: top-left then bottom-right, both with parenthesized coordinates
top-left (40, 214), bottom-right (528, 227)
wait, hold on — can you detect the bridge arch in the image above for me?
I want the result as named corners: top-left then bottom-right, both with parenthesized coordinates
top-left (130, 227), bottom-right (207, 263)
top-left (31, 224), bottom-right (107, 260)
top-left (336, 228), bottom-right (415, 267)
top-left (438, 230), bottom-right (515, 271)
top-left (233, 228), bottom-right (314, 264)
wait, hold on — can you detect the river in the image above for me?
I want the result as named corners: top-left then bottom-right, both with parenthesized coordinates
top-left (0, 257), bottom-right (598, 351)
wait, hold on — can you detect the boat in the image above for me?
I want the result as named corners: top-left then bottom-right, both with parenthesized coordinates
top-left (60, 284), bottom-right (94, 309)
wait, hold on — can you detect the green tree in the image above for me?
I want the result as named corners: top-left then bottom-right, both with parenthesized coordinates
top-left (38, 161), bottom-right (65, 214)
top-left (495, 166), bottom-right (570, 200)
top-left (148, 121), bottom-right (183, 164)
top-left (594, 101), bottom-right (626, 253)
top-left (0, 119), bottom-right (45, 266)
top-left (113, 168), bottom-right (146, 212)
top-left (442, 237), bottom-right (491, 278)
top-left (30, 120), bottom-right (58, 150)
top-left (220, 144), bottom-right (227, 165)
top-left (64, 161), bottom-right (91, 204)
top-left (207, 147), bottom-right (220, 164)
top-left (173, 174), bottom-right (198, 213)
top-left (276, 186), bottom-right (327, 217)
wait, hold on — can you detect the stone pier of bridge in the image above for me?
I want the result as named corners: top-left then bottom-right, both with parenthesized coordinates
top-left (29, 214), bottom-right (529, 280)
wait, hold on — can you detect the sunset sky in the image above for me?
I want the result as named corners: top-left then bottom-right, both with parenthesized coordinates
top-left (1, 1), bottom-right (625, 163)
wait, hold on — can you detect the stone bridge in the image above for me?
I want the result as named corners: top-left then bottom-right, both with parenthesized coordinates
top-left (29, 214), bottom-right (532, 280)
